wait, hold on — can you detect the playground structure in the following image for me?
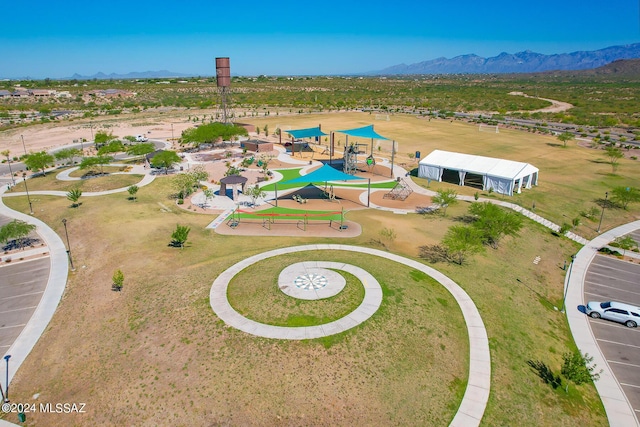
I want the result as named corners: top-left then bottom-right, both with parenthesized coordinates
top-left (343, 143), bottom-right (371, 175)
top-left (383, 178), bottom-right (413, 201)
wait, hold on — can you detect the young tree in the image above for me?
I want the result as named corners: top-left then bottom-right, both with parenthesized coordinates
top-left (54, 148), bottom-right (82, 166)
top-left (557, 132), bottom-right (575, 147)
top-left (263, 124), bottom-right (269, 136)
top-left (151, 150), bottom-right (181, 174)
top-left (97, 140), bottom-right (125, 156)
top-left (127, 185), bottom-right (139, 201)
top-left (203, 188), bottom-right (215, 206)
top-left (66, 188), bottom-right (82, 207)
top-left (561, 351), bottom-right (601, 393)
top-left (180, 122), bottom-right (248, 148)
top-left (112, 269), bottom-right (124, 291)
top-left (246, 185), bottom-right (266, 206)
top-left (614, 236), bottom-right (638, 257)
top-left (24, 151), bottom-right (55, 176)
top-left (79, 155), bottom-right (113, 175)
top-left (432, 189), bottom-right (458, 216)
top-left (0, 220), bottom-right (36, 250)
top-left (94, 130), bottom-right (116, 148)
top-left (189, 165), bottom-right (209, 183)
top-left (468, 202), bottom-right (524, 248)
top-left (126, 142), bottom-right (155, 158)
top-left (171, 224), bottom-right (191, 249)
top-left (441, 225), bottom-right (484, 265)
top-left (610, 186), bottom-right (640, 210)
top-left (604, 146), bottom-right (624, 172)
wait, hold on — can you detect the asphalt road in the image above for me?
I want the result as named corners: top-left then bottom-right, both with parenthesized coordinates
top-left (584, 249), bottom-right (640, 412)
top-left (0, 139), bottom-right (168, 178)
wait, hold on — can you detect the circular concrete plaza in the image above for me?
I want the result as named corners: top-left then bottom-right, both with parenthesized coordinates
top-left (209, 244), bottom-right (491, 426)
top-left (279, 262), bottom-right (347, 300)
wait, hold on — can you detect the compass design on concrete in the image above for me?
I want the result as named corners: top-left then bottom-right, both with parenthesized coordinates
top-left (294, 273), bottom-right (328, 290)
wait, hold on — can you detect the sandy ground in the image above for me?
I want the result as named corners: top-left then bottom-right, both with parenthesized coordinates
top-left (1, 118), bottom-right (195, 156)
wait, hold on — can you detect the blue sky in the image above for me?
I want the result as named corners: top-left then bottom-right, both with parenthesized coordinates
top-left (1, 0), bottom-right (638, 78)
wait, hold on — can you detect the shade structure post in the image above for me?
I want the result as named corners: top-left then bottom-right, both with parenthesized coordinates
top-left (330, 132), bottom-right (334, 165)
top-left (275, 182), bottom-right (278, 207)
top-left (390, 140), bottom-right (395, 178)
top-left (367, 178), bottom-right (371, 207)
top-left (341, 207), bottom-right (344, 231)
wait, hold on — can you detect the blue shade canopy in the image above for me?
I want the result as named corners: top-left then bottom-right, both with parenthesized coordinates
top-left (286, 126), bottom-right (328, 139)
top-left (283, 164), bottom-right (364, 184)
top-left (335, 124), bottom-right (390, 140)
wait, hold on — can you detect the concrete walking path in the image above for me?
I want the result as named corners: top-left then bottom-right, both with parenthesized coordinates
top-left (4, 166), bottom-right (155, 199)
top-left (209, 244), bottom-right (491, 427)
top-left (566, 220), bottom-right (640, 427)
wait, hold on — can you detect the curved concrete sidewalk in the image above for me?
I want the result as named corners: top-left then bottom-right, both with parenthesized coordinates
top-left (0, 186), bottom-right (69, 389)
top-left (211, 259), bottom-right (382, 339)
top-left (210, 244), bottom-right (490, 427)
top-left (566, 220), bottom-right (640, 427)
top-left (4, 167), bottom-right (155, 198)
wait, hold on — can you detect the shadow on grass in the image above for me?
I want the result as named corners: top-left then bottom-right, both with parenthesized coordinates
top-left (168, 242), bottom-right (190, 249)
top-left (546, 143), bottom-right (564, 148)
top-left (527, 360), bottom-right (562, 389)
top-left (452, 214), bottom-right (476, 224)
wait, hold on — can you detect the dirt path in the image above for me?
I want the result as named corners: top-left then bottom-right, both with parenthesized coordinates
top-left (508, 91), bottom-right (574, 113)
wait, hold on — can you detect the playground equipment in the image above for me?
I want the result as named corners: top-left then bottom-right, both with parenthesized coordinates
top-left (343, 143), bottom-right (367, 175)
top-left (322, 184), bottom-right (336, 201)
top-left (227, 207), bottom-right (346, 231)
top-left (383, 178), bottom-right (413, 201)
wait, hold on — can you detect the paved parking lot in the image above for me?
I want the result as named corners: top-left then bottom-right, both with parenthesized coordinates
top-left (0, 214), bottom-right (51, 356)
top-left (0, 258), bottom-right (50, 354)
top-left (584, 252), bottom-right (640, 412)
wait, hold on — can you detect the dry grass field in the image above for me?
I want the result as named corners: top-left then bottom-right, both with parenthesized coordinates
top-left (3, 110), bottom-right (634, 426)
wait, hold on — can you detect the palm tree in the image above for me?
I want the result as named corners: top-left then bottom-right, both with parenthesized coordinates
top-left (67, 188), bottom-right (82, 207)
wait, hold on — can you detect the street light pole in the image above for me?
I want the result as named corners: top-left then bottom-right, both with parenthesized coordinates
top-left (22, 173), bottom-right (33, 214)
top-left (20, 135), bottom-right (27, 156)
top-left (561, 254), bottom-right (577, 313)
top-left (61, 219), bottom-right (75, 271)
top-left (597, 191), bottom-right (609, 233)
top-left (171, 123), bottom-right (174, 141)
top-left (3, 355), bottom-right (10, 402)
top-left (3, 152), bottom-right (15, 187)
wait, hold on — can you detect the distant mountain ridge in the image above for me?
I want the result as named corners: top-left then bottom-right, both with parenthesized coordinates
top-left (68, 70), bottom-right (194, 80)
top-left (373, 43), bottom-right (640, 75)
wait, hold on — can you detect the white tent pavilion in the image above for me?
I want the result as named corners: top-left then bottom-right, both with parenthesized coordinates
top-left (418, 150), bottom-right (539, 196)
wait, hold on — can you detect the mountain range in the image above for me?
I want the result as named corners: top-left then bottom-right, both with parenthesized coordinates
top-left (68, 70), bottom-right (193, 80)
top-left (373, 43), bottom-right (640, 75)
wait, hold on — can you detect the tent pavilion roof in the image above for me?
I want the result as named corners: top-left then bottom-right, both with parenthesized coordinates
top-left (286, 126), bottom-right (328, 139)
top-left (283, 164), bottom-right (364, 184)
top-left (335, 124), bottom-right (390, 140)
top-left (419, 150), bottom-right (538, 180)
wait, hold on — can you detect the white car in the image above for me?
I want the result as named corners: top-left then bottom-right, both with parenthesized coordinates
top-left (586, 301), bottom-right (640, 328)
top-left (135, 135), bottom-right (148, 142)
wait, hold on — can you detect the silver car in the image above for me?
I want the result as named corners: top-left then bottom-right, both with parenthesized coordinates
top-left (586, 301), bottom-right (640, 328)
